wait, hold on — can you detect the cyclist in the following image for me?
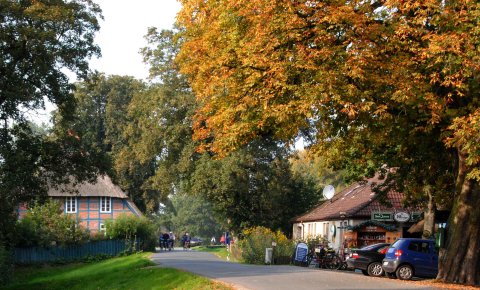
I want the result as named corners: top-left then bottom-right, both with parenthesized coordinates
top-left (162, 232), bottom-right (169, 251)
top-left (181, 232), bottom-right (191, 250)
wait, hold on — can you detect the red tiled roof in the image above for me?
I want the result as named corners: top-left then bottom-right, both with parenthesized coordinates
top-left (293, 175), bottom-right (406, 222)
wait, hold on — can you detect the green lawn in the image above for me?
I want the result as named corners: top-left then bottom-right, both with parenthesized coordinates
top-left (192, 246), bottom-right (232, 261)
top-left (2, 253), bottom-right (231, 290)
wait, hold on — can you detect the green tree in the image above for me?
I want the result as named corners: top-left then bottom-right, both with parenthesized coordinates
top-left (290, 150), bottom-right (347, 195)
top-left (0, 0), bottom-right (102, 248)
top-left (115, 28), bottom-right (198, 212)
top-left (191, 139), bottom-right (320, 235)
top-left (57, 73), bottom-right (151, 211)
top-left (155, 193), bottom-right (223, 240)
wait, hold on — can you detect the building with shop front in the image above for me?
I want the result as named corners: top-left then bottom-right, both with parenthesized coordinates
top-left (292, 175), bottom-right (421, 250)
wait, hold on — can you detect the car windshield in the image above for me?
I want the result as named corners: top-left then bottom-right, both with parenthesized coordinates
top-left (360, 244), bottom-right (380, 250)
top-left (389, 240), bottom-right (402, 248)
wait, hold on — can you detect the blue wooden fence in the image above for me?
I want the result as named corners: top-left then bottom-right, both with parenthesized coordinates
top-left (14, 240), bottom-right (139, 264)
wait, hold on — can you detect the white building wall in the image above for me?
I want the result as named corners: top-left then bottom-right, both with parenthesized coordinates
top-left (294, 219), bottom-right (364, 250)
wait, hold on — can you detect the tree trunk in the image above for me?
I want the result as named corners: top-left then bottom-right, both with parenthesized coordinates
top-left (422, 186), bottom-right (435, 239)
top-left (437, 150), bottom-right (480, 285)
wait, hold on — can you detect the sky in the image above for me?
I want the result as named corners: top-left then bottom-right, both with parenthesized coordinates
top-left (34, 0), bottom-right (181, 123)
top-left (90, 0), bottom-right (182, 79)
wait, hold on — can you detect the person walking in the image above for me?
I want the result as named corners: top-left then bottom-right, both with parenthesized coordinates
top-left (168, 231), bottom-right (176, 250)
top-left (211, 236), bottom-right (216, 245)
top-left (220, 233), bottom-right (225, 245)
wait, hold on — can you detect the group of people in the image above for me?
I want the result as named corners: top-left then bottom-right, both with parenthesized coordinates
top-left (160, 231), bottom-right (232, 251)
top-left (159, 231), bottom-right (192, 251)
top-left (211, 231), bottom-right (231, 246)
top-left (159, 231), bottom-right (175, 251)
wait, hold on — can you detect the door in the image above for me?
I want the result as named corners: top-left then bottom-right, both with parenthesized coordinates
top-left (407, 241), bottom-right (432, 276)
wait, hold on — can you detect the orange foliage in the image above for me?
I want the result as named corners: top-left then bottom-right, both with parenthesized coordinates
top-left (177, 0), bottom-right (480, 159)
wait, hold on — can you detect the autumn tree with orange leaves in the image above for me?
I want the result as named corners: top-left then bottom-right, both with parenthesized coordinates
top-left (177, 0), bottom-right (480, 285)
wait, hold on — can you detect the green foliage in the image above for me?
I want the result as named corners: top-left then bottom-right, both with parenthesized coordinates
top-left (191, 139), bottom-right (319, 235)
top-left (105, 214), bottom-right (156, 251)
top-left (81, 254), bottom-right (114, 264)
top-left (15, 200), bottom-right (89, 248)
top-left (55, 73), bottom-right (151, 212)
top-left (239, 226), bottom-right (294, 265)
top-left (2, 253), bottom-right (231, 290)
top-left (0, 242), bottom-right (12, 285)
top-left (193, 246), bottom-right (229, 260)
top-left (295, 235), bottom-right (328, 251)
top-left (0, 0), bottom-right (102, 251)
top-left (290, 151), bottom-right (347, 194)
top-left (154, 193), bottom-right (223, 240)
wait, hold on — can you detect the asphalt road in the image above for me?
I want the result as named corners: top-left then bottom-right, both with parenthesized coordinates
top-left (151, 249), bottom-right (442, 290)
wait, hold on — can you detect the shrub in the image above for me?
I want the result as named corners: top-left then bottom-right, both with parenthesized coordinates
top-left (104, 214), bottom-right (156, 251)
top-left (295, 234), bottom-right (328, 250)
top-left (239, 226), bottom-right (295, 265)
top-left (15, 200), bottom-right (89, 247)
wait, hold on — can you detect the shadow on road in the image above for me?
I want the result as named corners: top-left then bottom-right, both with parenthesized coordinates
top-left (150, 250), bottom-right (440, 290)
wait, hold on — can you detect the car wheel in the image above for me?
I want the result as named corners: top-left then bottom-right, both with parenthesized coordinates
top-left (367, 262), bottom-right (384, 277)
top-left (396, 265), bottom-right (413, 280)
top-left (361, 270), bottom-right (369, 276)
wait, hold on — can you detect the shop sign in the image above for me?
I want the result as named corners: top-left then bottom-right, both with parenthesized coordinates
top-left (364, 226), bottom-right (379, 232)
top-left (394, 211), bottom-right (411, 222)
top-left (372, 212), bottom-right (393, 221)
top-left (410, 212), bottom-right (422, 222)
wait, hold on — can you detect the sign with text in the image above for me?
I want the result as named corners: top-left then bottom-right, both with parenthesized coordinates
top-left (294, 243), bottom-right (309, 263)
top-left (410, 212), bottom-right (422, 222)
top-left (394, 211), bottom-right (411, 222)
top-left (372, 212), bottom-right (393, 221)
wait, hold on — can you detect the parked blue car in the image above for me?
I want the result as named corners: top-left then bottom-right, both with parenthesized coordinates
top-left (382, 238), bottom-right (438, 280)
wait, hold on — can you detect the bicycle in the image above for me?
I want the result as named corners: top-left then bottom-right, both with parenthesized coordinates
top-left (183, 240), bottom-right (190, 250)
top-left (336, 248), bottom-right (349, 270)
top-left (315, 246), bottom-right (343, 269)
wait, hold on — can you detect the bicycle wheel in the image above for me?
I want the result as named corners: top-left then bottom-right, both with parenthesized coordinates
top-left (328, 254), bottom-right (342, 269)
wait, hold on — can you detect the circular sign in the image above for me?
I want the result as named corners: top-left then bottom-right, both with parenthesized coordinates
top-left (330, 224), bottom-right (336, 235)
top-left (394, 211), bottom-right (411, 222)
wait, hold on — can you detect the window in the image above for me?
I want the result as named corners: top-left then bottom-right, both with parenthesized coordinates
top-left (100, 197), bottom-right (111, 213)
top-left (65, 197), bottom-right (77, 213)
top-left (100, 223), bottom-right (106, 231)
top-left (420, 242), bottom-right (430, 254)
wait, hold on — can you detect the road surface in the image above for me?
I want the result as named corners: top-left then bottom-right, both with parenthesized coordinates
top-left (151, 249), bottom-right (441, 290)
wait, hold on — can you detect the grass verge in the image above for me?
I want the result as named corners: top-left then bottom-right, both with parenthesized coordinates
top-left (192, 246), bottom-right (230, 260)
top-left (1, 253), bottom-right (231, 290)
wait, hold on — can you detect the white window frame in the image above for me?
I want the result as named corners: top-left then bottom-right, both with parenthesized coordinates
top-left (65, 197), bottom-right (77, 213)
top-left (100, 223), bottom-right (106, 232)
top-left (100, 197), bottom-right (111, 213)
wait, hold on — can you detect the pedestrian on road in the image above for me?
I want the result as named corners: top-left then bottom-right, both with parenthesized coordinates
top-left (225, 231), bottom-right (231, 252)
top-left (168, 231), bottom-right (176, 250)
top-left (220, 233), bottom-right (225, 245)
